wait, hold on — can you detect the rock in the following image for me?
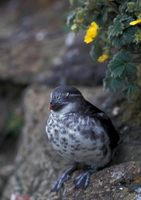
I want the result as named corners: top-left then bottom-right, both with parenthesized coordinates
top-left (0, 165), bottom-right (14, 197)
top-left (2, 86), bottom-right (61, 200)
top-left (63, 161), bottom-right (141, 200)
top-left (100, 94), bottom-right (141, 165)
top-left (16, 0), bottom-right (57, 15)
top-left (0, 81), bottom-right (24, 198)
top-left (44, 32), bottom-right (106, 86)
top-left (0, 0), bottom-right (106, 86)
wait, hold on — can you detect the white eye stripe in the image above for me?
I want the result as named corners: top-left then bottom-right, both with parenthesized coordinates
top-left (68, 94), bottom-right (81, 97)
top-left (51, 92), bottom-right (81, 99)
top-left (65, 93), bottom-right (81, 97)
top-left (50, 92), bottom-right (53, 99)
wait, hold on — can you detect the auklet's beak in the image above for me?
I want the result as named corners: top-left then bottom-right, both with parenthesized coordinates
top-left (48, 102), bottom-right (53, 110)
top-left (48, 102), bottom-right (62, 111)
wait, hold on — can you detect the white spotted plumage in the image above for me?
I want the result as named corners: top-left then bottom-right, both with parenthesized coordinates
top-left (46, 111), bottom-right (111, 168)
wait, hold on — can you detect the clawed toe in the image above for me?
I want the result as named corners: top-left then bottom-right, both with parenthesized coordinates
top-left (51, 165), bottom-right (76, 192)
top-left (51, 166), bottom-right (95, 191)
top-left (51, 174), bottom-right (69, 192)
top-left (74, 171), bottom-right (91, 189)
top-left (51, 179), bottom-right (61, 192)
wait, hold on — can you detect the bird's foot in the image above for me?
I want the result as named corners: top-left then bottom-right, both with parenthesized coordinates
top-left (51, 165), bottom-right (76, 192)
top-left (74, 171), bottom-right (91, 189)
top-left (74, 168), bottom-right (96, 189)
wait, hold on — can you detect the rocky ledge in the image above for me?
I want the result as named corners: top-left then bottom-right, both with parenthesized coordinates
top-left (63, 161), bottom-right (141, 200)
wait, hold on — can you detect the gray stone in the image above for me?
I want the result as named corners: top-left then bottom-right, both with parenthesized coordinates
top-left (0, 1), bottom-right (106, 86)
top-left (63, 161), bottom-right (141, 200)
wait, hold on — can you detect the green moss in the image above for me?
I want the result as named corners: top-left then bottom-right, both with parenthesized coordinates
top-left (5, 112), bottom-right (24, 137)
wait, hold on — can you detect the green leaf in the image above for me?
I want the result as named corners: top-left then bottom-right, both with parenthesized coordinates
top-left (123, 84), bottom-right (141, 99)
top-left (67, 11), bottom-right (76, 26)
top-left (104, 76), bottom-right (126, 92)
top-left (110, 26), bottom-right (136, 47)
top-left (126, 1), bottom-right (141, 13)
top-left (108, 16), bottom-right (124, 37)
top-left (105, 49), bottom-right (138, 95)
top-left (111, 65), bottom-right (125, 77)
top-left (90, 40), bottom-right (103, 61)
top-left (126, 2), bottom-right (136, 13)
top-left (108, 50), bottom-right (137, 80)
top-left (124, 63), bottom-right (137, 76)
top-left (108, 14), bottom-right (136, 48)
top-left (108, 50), bottom-right (131, 69)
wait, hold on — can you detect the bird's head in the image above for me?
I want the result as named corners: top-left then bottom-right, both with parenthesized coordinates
top-left (49, 86), bottom-right (84, 114)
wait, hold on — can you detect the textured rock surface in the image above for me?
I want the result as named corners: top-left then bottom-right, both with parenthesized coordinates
top-left (2, 86), bottom-right (61, 200)
top-left (0, 165), bottom-right (14, 197)
top-left (63, 161), bottom-right (141, 200)
top-left (0, 1), bottom-right (106, 86)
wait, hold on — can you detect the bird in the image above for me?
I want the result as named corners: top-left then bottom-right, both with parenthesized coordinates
top-left (46, 85), bottom-right (119, 192)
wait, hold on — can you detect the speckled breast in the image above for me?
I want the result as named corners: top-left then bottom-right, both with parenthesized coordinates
top-left (46, 112), bottom-right (111, 167)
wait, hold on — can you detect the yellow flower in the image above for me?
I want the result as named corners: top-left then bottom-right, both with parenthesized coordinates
top-left (97, 54), bottom-right (109, 63)
top-left (84, 22), bottom-right (99, 44)
top-left (129, 19), bottom-right (141, 26)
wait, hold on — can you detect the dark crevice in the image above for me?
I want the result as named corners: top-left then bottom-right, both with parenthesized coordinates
top-left (0, 79), bottom-right (29, 198)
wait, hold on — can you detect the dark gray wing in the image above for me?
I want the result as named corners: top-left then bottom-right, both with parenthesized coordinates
top-left (85, 101), bottom-right (120, 150)
top-left (94, 112), bottom-right (119, 150)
